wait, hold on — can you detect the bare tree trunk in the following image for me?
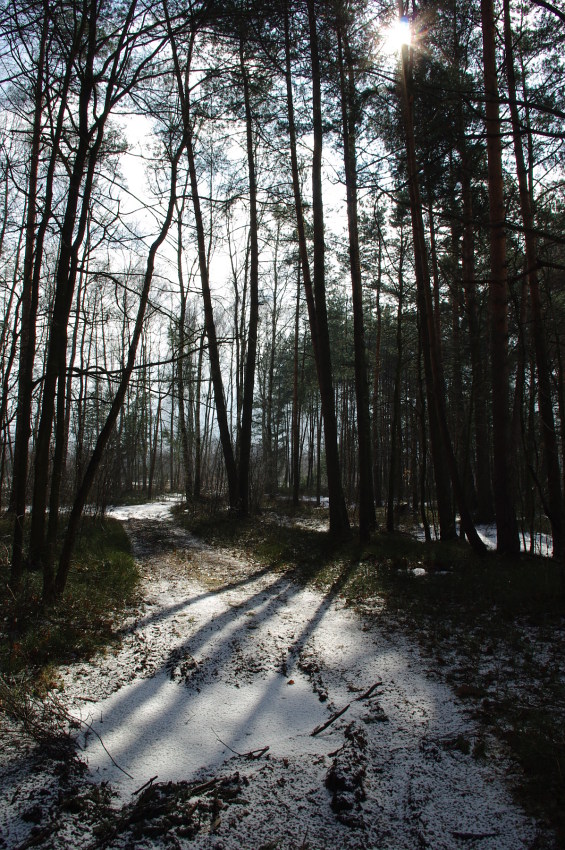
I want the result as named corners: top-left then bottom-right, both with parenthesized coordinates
top-left (398, 9), bottom-right (485, 553)
top-left (337, 23), bottom-right (375, 540)
top-left (54, 138), bottom-right (185, 599)
top-left (166, 16), bottom-right (238, 506)
top-left (175, 201), bottom-right (193, 502)
top-left (503, 0), bottom-right (563, 557)
top-left (194, 330), bottom-right (204, 499)
top-left (372, 229), bottom-right (383, 508)
top-left (32, 0), bottom-right (138, 568)
top-left (417, 332), bottom-right (432, 542)
top-left (10, 8), bottom-right (48, 588)
top-left (148, 395), bottom-right (162, 501)
top-left (238, 34), bottom-right (260, 515)
top-left (283, 2), bottom-right (349, 533)
top-left (306, 0), bottom-right (349, 535)
top-left (459, 148), bottom-right (494, 521)
top-left (480, 0), bottom-right (520, 554)
top-left (265, 225), bottom-right (281, 498)
top-left (386, 231), bottom-right (404, 532)
top-left (292, 264), bottom-right (301, 507)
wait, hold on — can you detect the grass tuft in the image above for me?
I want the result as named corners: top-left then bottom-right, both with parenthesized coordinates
top-left (0, 515), bottom-right (138, 686)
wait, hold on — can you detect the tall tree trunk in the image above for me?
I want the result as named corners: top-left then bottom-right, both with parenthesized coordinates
top-left (148, 395), bottom-right (162, 501)
top-left (238, 35), bottom-right (260, 514)
top-left (305, 0), bottom-right (349, 535)
top-left (387, 241), bottom-right (404, 533)
top-left (417, 332), bottom-right (432, 542)
top-left (292, 263), bottom-right (301, 507)
top-left (193, 330), bottom-right (204, 499)
top-left (337, 23), bottom-right (375, 540)
top-left (175, 203), bottom-right (193, 502)
top-left (480, 0), bottom-right (520, 554)
top-left (398, 9), bottom-right (485, 553)
top-left (459, 148), bottom-right (494, 521)
top-left (10, 9), bottom-right (48, 588)
top-left (166, 16), bottom-right (238, 506)
top-left (31, 0), bottom-right (132, 566)
top-left (54, 138), bottom-right (185, 599)
top-left (265, 225), bottom-right (281, 498)
top-left (372, 229), bottom-right (383, 508)
top-left (503, 0), bottom-right (563, 557)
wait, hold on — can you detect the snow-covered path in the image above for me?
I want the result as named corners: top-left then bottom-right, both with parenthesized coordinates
top-left (0, 500), bottom-right (544, 849)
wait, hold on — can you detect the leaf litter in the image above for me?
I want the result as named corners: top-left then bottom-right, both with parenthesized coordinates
top-left (0, 498), bottom-right (552, 849)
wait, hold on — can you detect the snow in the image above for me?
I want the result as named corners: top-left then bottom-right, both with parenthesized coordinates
top-left (71, 574), bottom-right (331, 796)
top-left (415, 521), bottom-right (553, 556)
top-left (0, 497), bottom-right (548, 849)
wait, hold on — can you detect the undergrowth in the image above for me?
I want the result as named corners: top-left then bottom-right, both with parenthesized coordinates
top-left (0, 514), bottom-right (138, 689)
top-left (180, 499), bottom-right (565, 847)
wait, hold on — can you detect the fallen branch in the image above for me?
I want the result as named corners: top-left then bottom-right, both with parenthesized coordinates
top-left (309, 680), bottom-right (383, 738)
top-left (213, 731), bottom-right (269, 760)
top-left (213, 731), bottom-right (242, 756)
top-left (133, 775), bottom-right (158, 796)
top-left (78, 715), bottom-right (134, 780)
top-left (311, 704), bottom-right (349, 736)
top-left (0, 675), bottom-right (74, 756)
top-left (245, 745), bottom-right (269, 760)
top-left (188, 777), bottom-right (220, 796)
top-left (355, 680), bottom-right (383, 701)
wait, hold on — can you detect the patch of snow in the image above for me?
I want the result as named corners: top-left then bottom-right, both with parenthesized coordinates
top-left (0, 499), bottom-right (547, 849)
top-left (106, 494), bottom-right (182, 523)
top-left (414, 522), bottom-right (553, 557)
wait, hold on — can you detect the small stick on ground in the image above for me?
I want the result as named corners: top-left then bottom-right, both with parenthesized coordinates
top-left (78, 716), bottom-right (134, 780)
top-left (133, 775), bottom-right (158, 795)
top-left (189, 777), bottom-right (220, 796)
top-left (245, 745), bottom-right (269, 760)
top-left (355, 680), bottom-right (383, 701)
top-left (213, 731), bottom-right (269, 760)
top-left (311, 704), bottom-right (349, 736)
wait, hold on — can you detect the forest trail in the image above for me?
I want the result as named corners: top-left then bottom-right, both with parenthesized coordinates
top-left (1, 500), bottom-right (543, 849)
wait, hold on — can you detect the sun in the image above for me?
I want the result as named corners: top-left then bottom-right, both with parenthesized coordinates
top-left (382, 16), bottom-right (411, 55)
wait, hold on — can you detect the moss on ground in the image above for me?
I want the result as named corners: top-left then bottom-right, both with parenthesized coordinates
top-left (0, 514), bottom-right (138, 686)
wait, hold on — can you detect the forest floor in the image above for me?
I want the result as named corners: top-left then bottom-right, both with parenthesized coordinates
top-left (0, 498), bottom-right (562, 849)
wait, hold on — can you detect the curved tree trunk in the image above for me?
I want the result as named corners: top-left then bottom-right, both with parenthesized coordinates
top-left (54, 139), bottom-right (185, 600)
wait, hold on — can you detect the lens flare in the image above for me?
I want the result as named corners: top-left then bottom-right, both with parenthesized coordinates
top-left (382, 16), bottom-right (411, 54)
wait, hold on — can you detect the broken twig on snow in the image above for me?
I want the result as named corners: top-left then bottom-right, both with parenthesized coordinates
top-left (355, 680), bottom-right (383, 701)
top-left (311, 704), bottom-right (350, 736)
top-left (310, 680), bottom-right (383, 737)
top-left (213, 730), bottom-right (269, 760)
top-left (133, 775), bottom-right (158, 795)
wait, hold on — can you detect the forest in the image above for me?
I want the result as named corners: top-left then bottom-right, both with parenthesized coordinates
top-left (1, 0), bottom-right (564, 602)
